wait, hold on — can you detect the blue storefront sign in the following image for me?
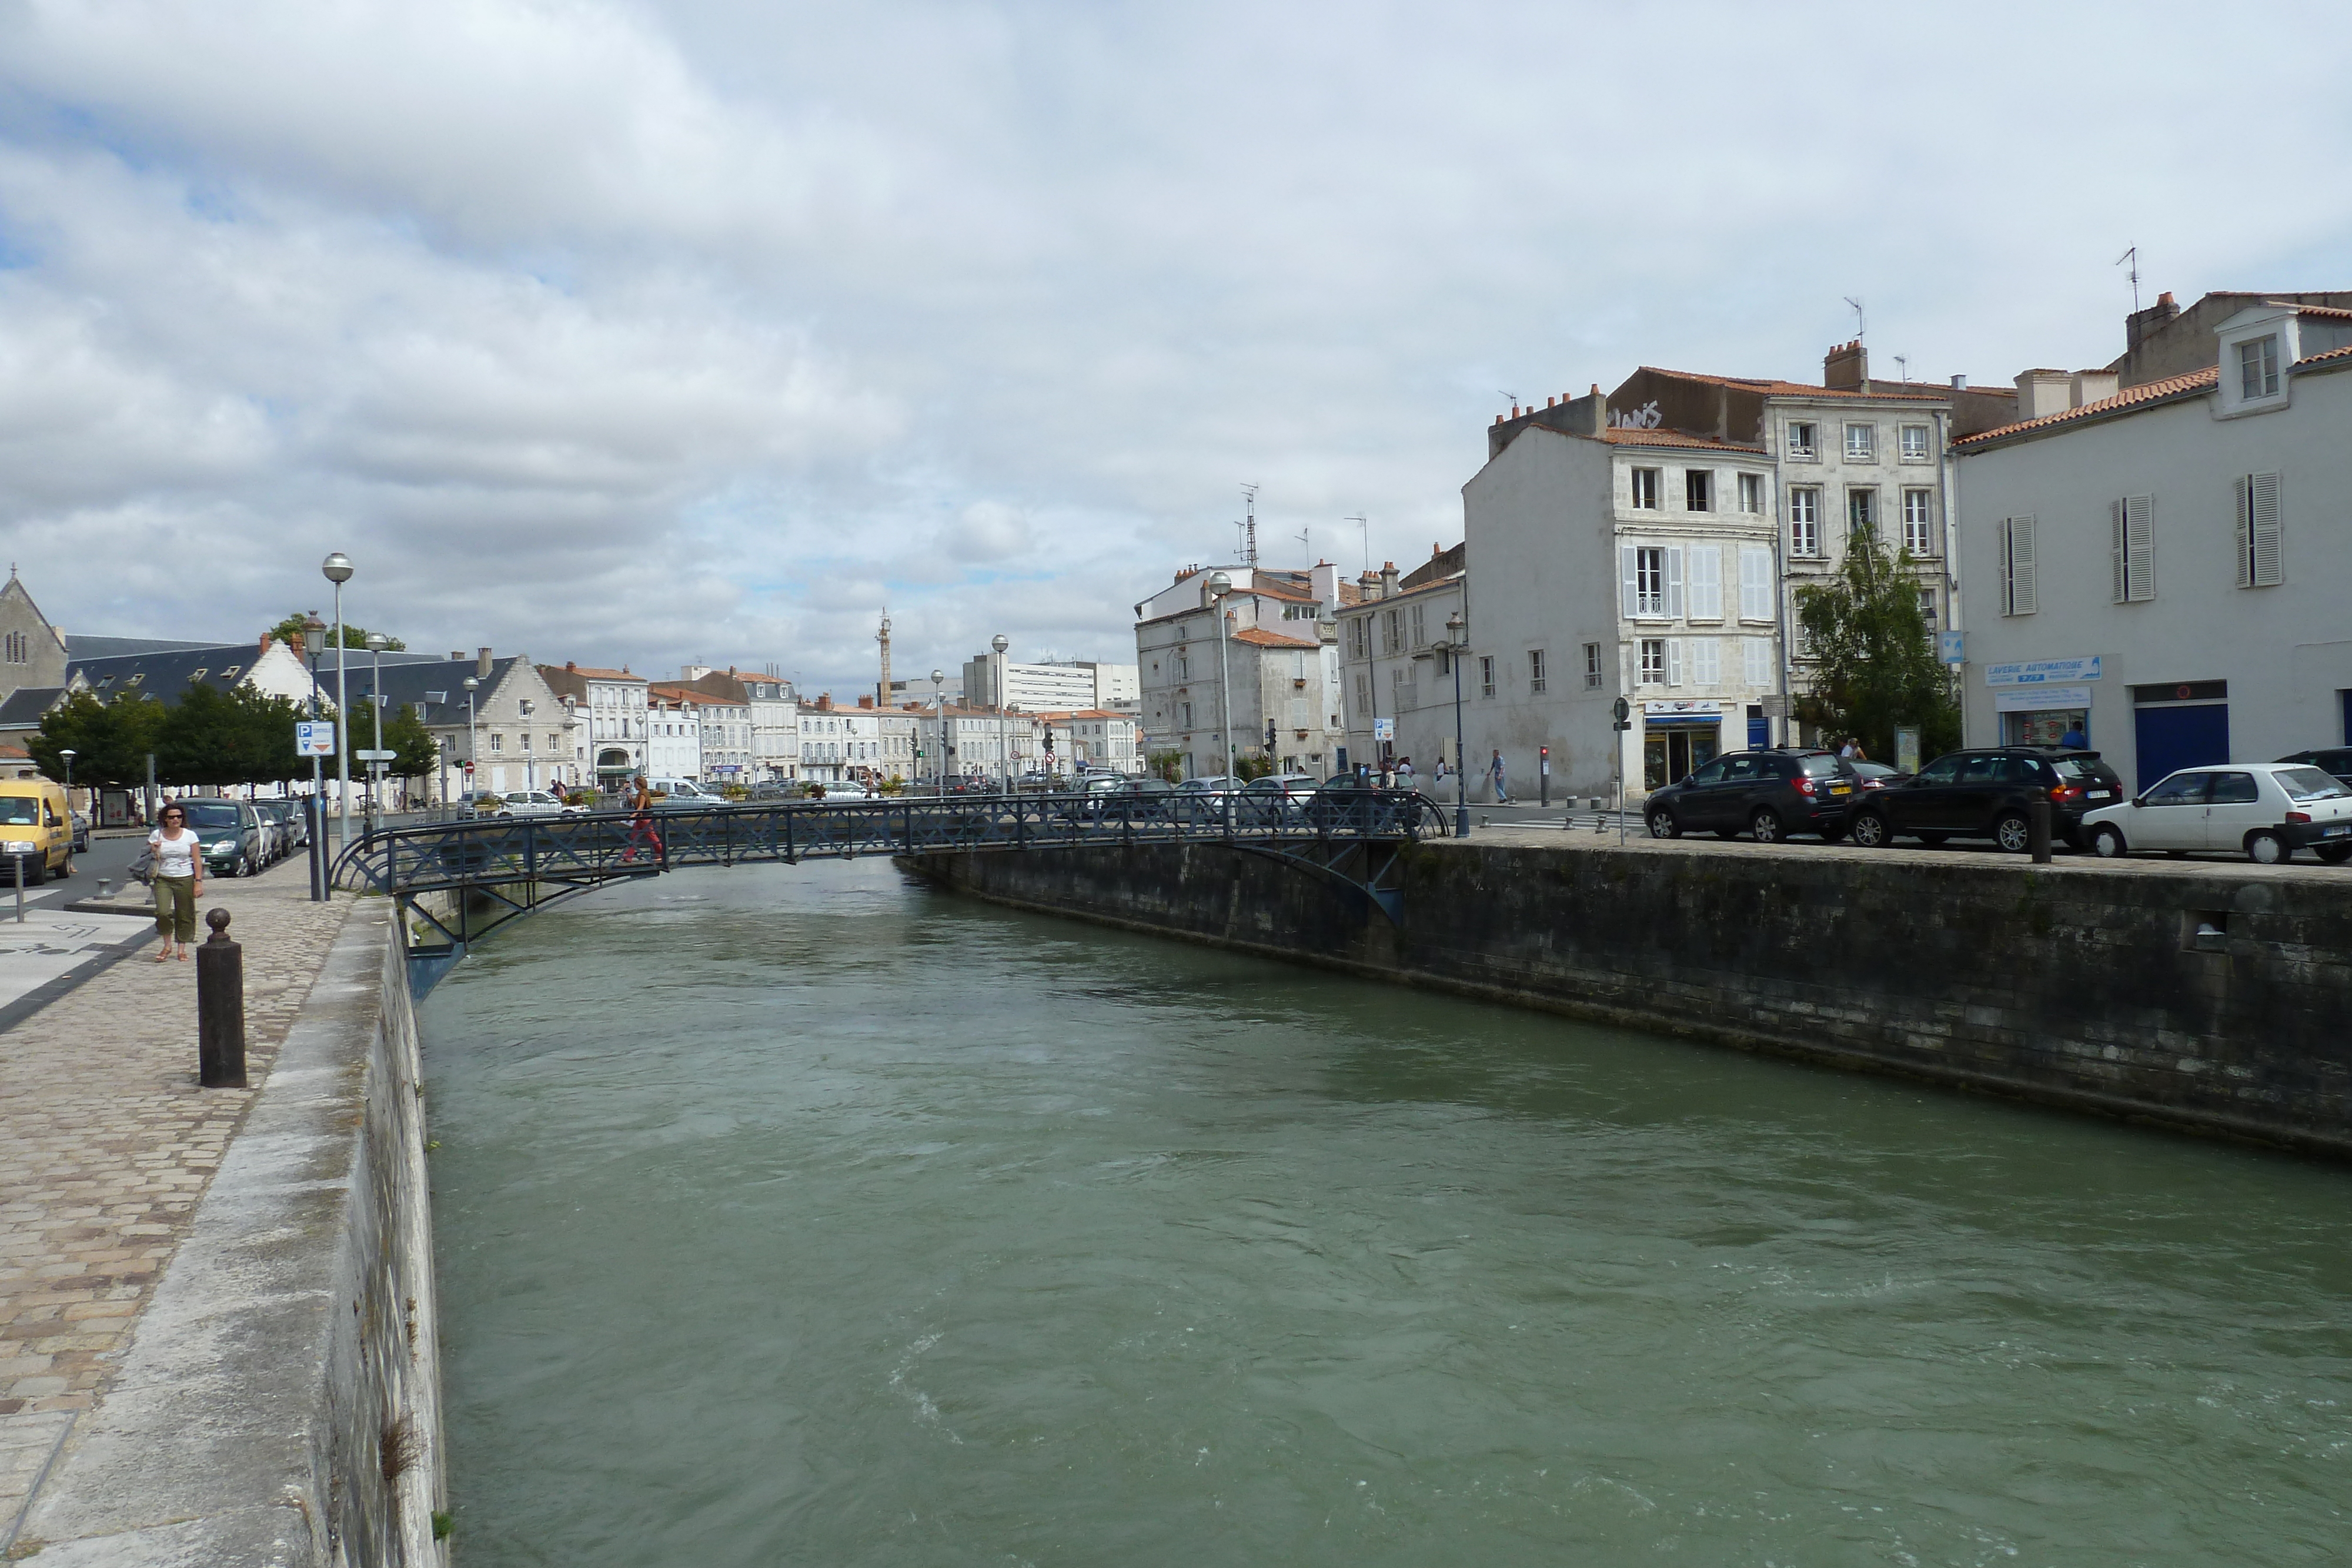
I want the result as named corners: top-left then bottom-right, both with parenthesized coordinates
top-left (1984, 656), bottom-right (2101, 687)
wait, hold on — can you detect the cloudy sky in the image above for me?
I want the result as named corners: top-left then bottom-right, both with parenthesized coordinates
top-left (2, 2), bottom-right (2346, 694)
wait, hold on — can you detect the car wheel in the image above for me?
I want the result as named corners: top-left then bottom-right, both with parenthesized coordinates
top-left (1847, 811), bottom-right (1888, 848)
top-left (1750, 808), bottom-right (1785, 844)
top-left (2245, 830), bottom-right (2290, 865)
top-left (1646, 809), bottom-right (1680, 839)
top-left (2090, 824), bottom-right (2129, 859)
top-left (2315, 844), bottom-right (2352, 865)
top-left (233, 852), bottom-right (253, 878)
top-left (1993, 813), bottom-right (2032, 853)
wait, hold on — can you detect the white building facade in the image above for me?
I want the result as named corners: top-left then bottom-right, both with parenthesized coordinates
top-left (1951, 305), bottom-right (2352, 794)
top-left (540, 663), bottom-right (651, 788)
top-left (1337, 559), bottom-right (1467, 784)
top-left (1134, 564), bottom-right (1348, 778)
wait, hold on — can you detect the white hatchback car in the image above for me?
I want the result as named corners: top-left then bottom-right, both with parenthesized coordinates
top-left (2081, 763), bottom-right (2352, 864)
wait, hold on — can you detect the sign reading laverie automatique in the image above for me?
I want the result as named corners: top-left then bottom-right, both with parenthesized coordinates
top-left (1983, 656), bottom-right (2101, 687)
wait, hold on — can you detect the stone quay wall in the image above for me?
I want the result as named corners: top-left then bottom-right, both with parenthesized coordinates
top-left (21, 901), bottom-right (448, 1566)
top-left (905, 835), bottom-right (2352, 1159)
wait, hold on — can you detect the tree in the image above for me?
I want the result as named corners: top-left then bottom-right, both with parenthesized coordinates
top-left (30, 693), bottom-right (166, 788)
top-left (267, 610), bottom-right (405, 651)
top-left (153, 683), bottom-right (307, 787)
top-left (382, 705), bottom-right (439, 784)
top-left (1793, 527), bottom-right (1959, 762)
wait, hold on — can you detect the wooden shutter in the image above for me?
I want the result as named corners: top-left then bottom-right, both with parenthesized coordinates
top-left (1665, 546), bottom-right (1685, 618)
top-left (2233, 476), bottom-right (2254, 587)
top-left (1689, 546), bottom-right (1722, 619)
top-left (2003, 516), bottom-right (2037, 615)
top-left (2249, 472), bottom-right (2283, 586)
top-left (1666, 639), bottom-right (1683, 687)
top-left (2110, 499), bottom-right (2127, 604)
top-left (2124, 495), bottom-right (2154, 601)
top-left (1621, 546), bottom-right (1639, 618)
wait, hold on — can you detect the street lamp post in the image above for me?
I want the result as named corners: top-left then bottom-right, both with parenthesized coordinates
top-left (303, 614), bottom-right (328, 898)
top-left (320, 553), bottom-right (354, 855)
top-left (1204, 571), bottom-right (1237, 834)
top-left (56, 751), bottom-right (74, 840)
top-left (366, 631), bottom-right (388, 830)
top-left (990, 634), bottom-right (1009, 793)
top-left (930, 669), bottom-right (945, 791)
top-left (463, 677), bottom-right (480, 808)
top-left (1440, 610), bottom-right (1470, 838)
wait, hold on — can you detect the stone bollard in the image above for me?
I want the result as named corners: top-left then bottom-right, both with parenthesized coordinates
top-left (2028, 797), bottom-right (2053, 865)
top-left (196, 908), bottom-right (248, 1089)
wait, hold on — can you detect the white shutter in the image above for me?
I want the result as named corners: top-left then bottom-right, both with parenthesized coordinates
top-left (1690, 637), bottom-right (1720, 686)
top-left (1665, 545), bottom-right (1685, 618)
top-left (1689, 546), bottom-right (1722, 619)
top-left (1621, 546), bottom-right (1639, 618)
top-left (2250, 472), bottom-right (2283, 586)
top-left (2233, 477), bottom-right (2253, 589)
top-left (1666, 639), bottom-right (1683, 687)
top-left (1742, 635), bottom-right (1771, 687)
top-left (2110, 499), bottom-right (2128, 604)
top-left (2125, 495), bottom-right (2154, 601)
top-left (1738, 545), bottom-right (1769, 620)
top-left (2004, 516), bottom-right (2037, 615)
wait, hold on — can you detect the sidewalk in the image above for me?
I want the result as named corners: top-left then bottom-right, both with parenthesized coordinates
top-left (0, 858), bottom-right (355, 1547)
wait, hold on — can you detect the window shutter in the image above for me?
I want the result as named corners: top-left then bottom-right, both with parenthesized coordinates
top-left (1621, 547), bottom-right (1639, 618)
top-left (2110, 499), bottom-right (2127, 604)
top-left (1691, 637), bottom-right (1720, 686)
top-left (1665, 546), bottom-right (1685, 618)
top-left (2125, 495), bottom-right (2154, 601)
top-left (1742, 635), bottom-right (1770, 687)
top-left (1666, 639), bottom-right (1683, 687)
top-left (1689, 546), bottom-right (1722, 619)
top-left (1737, 545), bottom-right (1766, 620)
top-left (2233, 477), bottom-right (2254, 589)
top-left (2250, 472), bottom-right (2283, 586)
top-left (2004, 516), bottom-right (2037, 615)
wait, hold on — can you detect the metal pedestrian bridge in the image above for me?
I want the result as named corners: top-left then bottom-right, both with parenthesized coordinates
top-left (333, 790), bottom-right (1442, 988)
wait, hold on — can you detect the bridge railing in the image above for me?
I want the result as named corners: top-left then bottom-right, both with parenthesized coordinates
top-left (333, 788), bottom-right (1442, 897)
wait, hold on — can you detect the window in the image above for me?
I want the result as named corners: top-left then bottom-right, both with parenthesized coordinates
top-left (1685, 470), bottom-right (1712, 512)
top-left (1410, 604), bottom-right (1426, 650)
top-left (1689, 637), bottom-right (1720, 686)
top-left (1629, 467), bottom-right (1660, 509)
top-left (490, 733), bottom-right (504, 752)
top-left (4, 633), bottom-right (22, 663)
top-left (1847, 487), bottom-right (1877, 534)
top-left (1181, 701), bottom-right (1194, 728)
top-left (2234, 472), bottom-right (2283, 587)
top-left (1902, 490), bottom-right (1935, 556)
top-left (2111, 495), bottom-right (2154, 603)
top-left (1583, 643), bottom-right (1602, 688)
top-left (1353, 673), bottom-right (1368, 716)
top-left (1391, 665), bottom-right (1413, 704)
top-left (1639, 639), bottom-right (1666, 686)
top-left (1738, 544), bottom-right (1774, 621)
top-left (2000, 515), bottom-right (2038, 615)
top-left (1625, 544), bottom-right (1679, 618)
top-left (1686, 544), bottom-right (1722, 620)
top-left (1916, 589), bottom-right (1939, 634)
top-left (1899, 424), bottom-right (1930, 461)
top-left (520, 733), bottom-right (532, 751)
top-left (1742, 635), bottom-right (1772, 687)
top-left (1528, 649), bottom-right (1546, 693)
top-left (2239, 336), bottom-right (2280, 400)
top-left (1737, 473), bottom-right (1763, 513)
top-left (1175, 651), bottom-right (1189, 680)
top-left (1845, 423), bottom-right (1876, 461)
top-left (1479, 656), bottom-right (1495, 698)
top-left (1789, 487), bottom-right (1820, 556)
top-left (1786, 421), bottom-right (1817, 459)
top-left (1382, 609), bottom-right (1400, 654)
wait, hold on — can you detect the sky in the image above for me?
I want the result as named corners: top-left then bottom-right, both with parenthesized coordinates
top-left (2, 1), bottom-right (2347, 696)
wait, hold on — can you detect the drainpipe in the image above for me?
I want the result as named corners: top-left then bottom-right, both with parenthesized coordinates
top-left (1936, 409), bottom-right (1965, 747)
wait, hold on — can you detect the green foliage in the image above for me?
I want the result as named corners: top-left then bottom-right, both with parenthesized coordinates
top-left (152, 683), bottom-right (308, 787)
top-left (1234, 754), bottom-right (1275, 782)
top-left (1147, 750), bottom-right (1183, 784)
top-left (30, 691), bottom-right (165, 787)
top-left (1794, 527), bottom-right (1959, 761)
top-left (432, 1511), bottom-right (454, 1542)
top-left (267, 611), bottom-right (405, 651)
top-left (381, 705), bottom-right (439, 780)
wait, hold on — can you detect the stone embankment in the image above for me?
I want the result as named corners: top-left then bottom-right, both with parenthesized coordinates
top-left (907, 827), bottom-right (2352, 1159)
top-left (1, 864), bottom-right (443, 1566)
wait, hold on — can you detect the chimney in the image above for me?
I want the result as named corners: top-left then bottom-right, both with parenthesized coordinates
top-left (1949, 374), bottom-right (1968, 391)
top-left (449, 651), bottom-right (464, 661)
top-left (2070, 369), bottom-right (2120, 409)
top-left (1309, 559), bottom-right (1340, 609)
top-left (258, 631), bottom-right (273, 654)
top-left (1358, 570), bottom-right (1383, 602)
top-left (857, 694), bottom-right (874, 709)
top-left (1378, 560), bottom-right (1400, 599)
top-left (566, 660), bottom-right (577, 671)
top-left (2013, 369), bottom-right (2072, 419)
top-left (2125, 289), bottom-right (2180, 356)
top-left (1824, 339), bottom-right (1868, 392)
top-left (477, 647), bottom-right (493, 678)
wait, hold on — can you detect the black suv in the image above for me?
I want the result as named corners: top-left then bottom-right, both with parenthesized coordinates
top-left (1846, 747), bottom-right (2123, 852)
top-left (1643, 749), bottom-right (1860, 843)
top-left (2277, 747), bottom-right (2352, 788)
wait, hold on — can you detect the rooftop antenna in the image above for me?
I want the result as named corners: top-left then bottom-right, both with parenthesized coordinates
top-left (1344, 514), bottom-right (1369, 575)
top-left (1894, 354), bottom-right (1909, 383)
top-left (2116, 245), bottom-right (2141, 313)
top-left (1240, 483), bottom-right (1259, 569)
top-left (1295, 523), bottom-right (1312, 560)
top-left (1843, 297), bottom-right (1865, 342)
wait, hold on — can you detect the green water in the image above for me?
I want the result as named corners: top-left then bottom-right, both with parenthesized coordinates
top-left (421, 860), bottom-right (2352, 1565)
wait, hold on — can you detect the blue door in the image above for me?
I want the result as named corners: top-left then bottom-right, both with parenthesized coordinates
top-left (2134, 703), bottom-right (2229, 793)
top-left (1747, 714), bottom-right (1769, 748)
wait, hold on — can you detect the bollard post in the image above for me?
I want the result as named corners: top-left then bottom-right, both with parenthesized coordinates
top-left (196, 908), bottom-right (248, 1088)
top-left (11, 847), bottom-right (24, 922)
top-left (2027, 796), bottom-right (2053, 864)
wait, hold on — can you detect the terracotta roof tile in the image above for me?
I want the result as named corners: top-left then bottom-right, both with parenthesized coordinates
top-left (2294, 340), bottom-right (2352, 369)
top-left (1598, 427), bottom-right (1766, 452)
top-left (1953, 367), bottom-right (2218, 449)
top-left (1634, 366), bottom-right (1952, 402)
top-left (1230, 627), bottom-right (1322, 649)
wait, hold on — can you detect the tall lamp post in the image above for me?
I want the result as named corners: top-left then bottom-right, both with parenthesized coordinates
top-left (1204, 571), bottom-right (1237, 833)
top-left (303, 614), bottom-right (328, 898)
top-left (321, 552), bottom-right (355, 854)
top-left (1439, 610), bottom-right (1470, 838)
top-left (930, 668), bottom-right (945, 791)
top-left (990, 634), bottom-right (1009, 793)
top-left (462, 677), bottom-right (480, 807)
top-left (56, 750), bottom-right (74, 825)
top-left (365, 631), bottom-right (388, 829)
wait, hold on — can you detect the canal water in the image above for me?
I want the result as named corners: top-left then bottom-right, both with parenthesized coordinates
top-left (420, 860), bottom-right (2352, 1565)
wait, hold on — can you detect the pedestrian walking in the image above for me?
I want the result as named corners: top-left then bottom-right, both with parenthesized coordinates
top-left (1396, 756), bottom-right (1416, 788)
top-left (622, 774), bottom-right (662, 863)
top-left (147, 802), bottom-right (203, 962)
top-left (1490, 750), bottom-right (1511, 804)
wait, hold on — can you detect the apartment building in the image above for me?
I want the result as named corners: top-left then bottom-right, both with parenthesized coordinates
top-left (1335, 548), bottom-right (1466, 780)
top-left (540, 662), bottom-right (651, 787)
top-left (1132, 563), bottom-right (1349, 778)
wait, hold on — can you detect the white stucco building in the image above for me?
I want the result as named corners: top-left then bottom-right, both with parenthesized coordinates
top-left (1134, 563), bottom-right (1349, 778)
top-left (540, 663), bottom-right (650, 788)
top-left (1951, 301), bottom-right (2352, 793)
top-left (1336, 550), bottom-right (1466, 783)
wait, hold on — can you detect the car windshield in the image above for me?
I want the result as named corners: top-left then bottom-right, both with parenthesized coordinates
top-left (2278, 767), bottom-right (2350, 801)
top-left (0, 798), bottom-right (37, 825)
top-left (183, 803), bottom-right (242, 828)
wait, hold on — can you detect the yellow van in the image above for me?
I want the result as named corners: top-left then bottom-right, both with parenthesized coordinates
top-left (0, 779), bottom-right (73, 884)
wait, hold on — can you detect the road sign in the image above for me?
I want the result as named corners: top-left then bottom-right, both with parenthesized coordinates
top-left (1374, 718), bottom-right (1394, 741)
top-left (1611, 696), bottom-right (1629, 723)
top-left (1939, 630), bottom-right (1966, 666)
top-left (295, 721), bottom-right (336, 757)
top-left (353, 749), bottom-right (397, 762)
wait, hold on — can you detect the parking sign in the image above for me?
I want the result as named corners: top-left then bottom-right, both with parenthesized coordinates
top-left (295, 721), bottom-right (336, 757)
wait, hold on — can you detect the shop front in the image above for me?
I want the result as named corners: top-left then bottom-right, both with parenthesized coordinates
top-left (1996, 683), bottom-right (2093, 748)
top-left (1642, 700), bottom-right (1723, 791)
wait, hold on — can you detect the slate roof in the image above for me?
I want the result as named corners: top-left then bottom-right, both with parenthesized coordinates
top-left (0, 687), bottom-right (65, 727)
top-left (68, 644), bottom-right (278, 704)
top-left (360, 657), bottom-right (527, 727)
top-left (62, 634), bottom-right (228, 658)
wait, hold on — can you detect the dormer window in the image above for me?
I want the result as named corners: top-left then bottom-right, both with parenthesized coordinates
top-left (219, 665), bottom-right (241, 680)
top-left (2238, 335), bottom-right (2279, 400)
top-left (188, 668), bottom-right (208, 683)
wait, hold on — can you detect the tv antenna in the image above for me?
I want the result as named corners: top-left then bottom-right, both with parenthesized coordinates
top-left (2116, 245), bottom-right (2140, 313)
top-left (1894, 354), bottom-right (1909, 383)
top-left (1240, 483), bottom-right (1259, 569)
top-left (1345, 514), bottom-right (1369, 574)
top-left (1843, 297), bottom-right (1865, 341)
top-left (1295, 524), bottom-right (1312, 560)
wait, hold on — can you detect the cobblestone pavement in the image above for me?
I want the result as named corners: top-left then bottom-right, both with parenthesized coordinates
top-left (0, 858), bottom-right (355, 1541)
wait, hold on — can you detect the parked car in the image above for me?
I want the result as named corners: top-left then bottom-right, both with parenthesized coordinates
top-left (644, 778), bottom-right (726, 811)
top-left (179, 799), bottom-right (269, 878)
top-left (2274, 747), bottom-right (2352, 789)
top-left (69, 808), bottom-right (90, 854)
top-left (1301, 774), bottom-right (1417, 834)
top-left (2083, 763), bottom-right (2352, 864)
top-left (1847, 761), bottom-right (1910, 794)
top-left (1237, 773), bottom-right (1319, 826)
top-left (1846, 748), bottom-right (2123, 852)
top-left (0, 779), bottom-right (75, 883)
top-left (277, 799), bottom-right (313, 850)
top-left (1643, 748), bottom-right (1860, 843)
top-left (816, 781), bottom-right (873, 801)
top-left (252, 800), bottom-right (297, 861)
top-left (494, 789), bottom-right (580, 818)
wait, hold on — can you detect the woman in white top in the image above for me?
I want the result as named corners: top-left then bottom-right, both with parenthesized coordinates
top-left (148, 803), bottom-right (204, 961)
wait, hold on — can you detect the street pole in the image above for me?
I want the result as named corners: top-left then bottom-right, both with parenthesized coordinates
top-left (990, 634), bottom-right (1009, 793)
top-left (366, 633), bottom-right (387, 830)
top-left (304, 616), bottom-right (326, 898)
top-left (1444, 611), bottom-right (1469, 838)
top-left (322, 553), bottom-right (354, 857)
top-left (931, 670), bottom-right (944, 792)
top-left (463, 678), bottom-right (479, 805)
top-left (1205, 572), bottom-right (1235, 834)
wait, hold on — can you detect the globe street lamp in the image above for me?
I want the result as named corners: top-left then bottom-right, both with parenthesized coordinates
top-left (320, 552), bottom-right (354, 855)
top-left (990, 633), bottom-right (1010, 793)
top-left (930, 668), bottom-right (945, 791)
top-left (1204, 571), bottom-right (1236, 834)
top-left (366, 631), bottom-right (389, 830)
top-left (303, 613), bottom-right (329, 898)
top-left (462, 676), bottom-right (480, 808)
top-left (1439, 609), bottom-right (1471, 839)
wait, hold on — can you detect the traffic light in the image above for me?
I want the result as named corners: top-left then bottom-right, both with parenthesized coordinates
top-left (1265, 720), bottom-right (1277, 749)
